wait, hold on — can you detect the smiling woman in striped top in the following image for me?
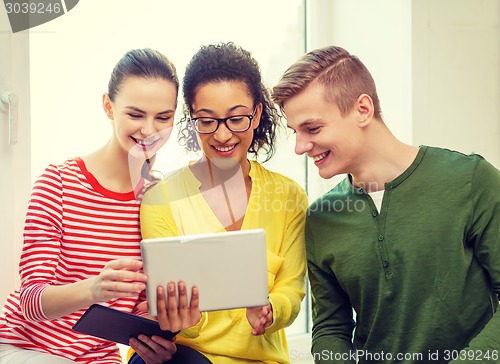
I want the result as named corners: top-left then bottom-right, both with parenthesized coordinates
top-left (0, 48), bottom-right (181, 363)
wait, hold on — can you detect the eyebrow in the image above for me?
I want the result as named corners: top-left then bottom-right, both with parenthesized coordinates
top-left (193, 104), bottom-right (250, 115)
top-left (287, 119), bottom-right (322, 130)
top-left (125, 106), bottom-right (175, 114)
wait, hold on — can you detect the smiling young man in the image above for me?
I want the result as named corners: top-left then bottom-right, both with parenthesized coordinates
top-left (272, 45), bottom-right (500, 363)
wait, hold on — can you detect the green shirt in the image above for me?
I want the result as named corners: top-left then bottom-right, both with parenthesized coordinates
top-left (306, 146), bottom-right (500, 363)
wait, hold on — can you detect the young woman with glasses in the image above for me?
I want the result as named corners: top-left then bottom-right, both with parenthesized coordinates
top-left (130, 42), bottom-right (308, 364)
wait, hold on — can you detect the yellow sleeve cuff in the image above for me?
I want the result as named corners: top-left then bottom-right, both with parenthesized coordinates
top-left (178, 311), bottom-right (208, 339)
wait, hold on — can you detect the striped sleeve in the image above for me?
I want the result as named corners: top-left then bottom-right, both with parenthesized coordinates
top-left (19, 164), bottom-right (64, 321)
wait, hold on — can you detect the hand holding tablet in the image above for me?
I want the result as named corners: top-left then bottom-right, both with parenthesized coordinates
top-left (145, 281), bottom-right (202, 333)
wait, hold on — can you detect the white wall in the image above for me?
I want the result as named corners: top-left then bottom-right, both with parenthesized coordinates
top-left (412, 0), bottom-right (500, 168)
top-left (28, 0), bottom-right (306, 185)
top-left (306, 0), bottom-right (414, 200)
top-left (306, 0), bottom-right (499, 201)
top-left (308, 0), bottom-right (413, 143)
top-left (0, 11), bottom-right (31, 302)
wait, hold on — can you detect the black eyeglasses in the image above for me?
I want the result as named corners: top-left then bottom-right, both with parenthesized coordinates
top-left (191, 108), bottom-right (257, 134)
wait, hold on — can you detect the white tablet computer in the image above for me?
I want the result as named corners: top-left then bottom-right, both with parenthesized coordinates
top-left (140, 228), bottom-right (269, 316)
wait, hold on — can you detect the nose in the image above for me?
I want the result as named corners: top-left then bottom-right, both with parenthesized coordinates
top-left (213, 122), bottom-right (233, 143)
top-left (294, 133), bottom-right (313, 155)
top-left (140, 119), bottom-right (156, 137)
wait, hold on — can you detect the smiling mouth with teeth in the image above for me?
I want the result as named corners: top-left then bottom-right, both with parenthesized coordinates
top-left (132, 137), bottom-right (158, 147)
top-left (313, 151), bottom-right (330, 162)
top-left (213, 145), bottom-right (236, 152)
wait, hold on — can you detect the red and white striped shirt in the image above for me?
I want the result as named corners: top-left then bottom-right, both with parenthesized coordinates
top-left (0, 158), bottom-right (147, 363)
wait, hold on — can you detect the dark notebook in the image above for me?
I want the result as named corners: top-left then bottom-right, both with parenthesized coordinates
top-left (73, 304), bottom-right (177, 345)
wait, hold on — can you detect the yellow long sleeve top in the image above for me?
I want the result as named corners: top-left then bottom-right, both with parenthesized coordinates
top-left (140, 160), bottom-right (308, 364)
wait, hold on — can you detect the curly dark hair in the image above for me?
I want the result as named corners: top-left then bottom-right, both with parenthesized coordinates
top-left (178, 42), bottom-right (279, 162)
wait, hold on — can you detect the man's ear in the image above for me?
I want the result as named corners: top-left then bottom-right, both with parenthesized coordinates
top-left (356, 94), bottom-right (374, 127)
top-left (102, 93), bottom-right (113, 120)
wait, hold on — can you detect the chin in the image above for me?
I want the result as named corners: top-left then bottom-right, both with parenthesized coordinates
top-left (318, 167), bottom-right (340, 180)
top-left (128, 146), bottom-right (156, 161)
top-left (209, 156), bottom-right (241, 170)
top-left (318, 171), bottom-right (333, 180)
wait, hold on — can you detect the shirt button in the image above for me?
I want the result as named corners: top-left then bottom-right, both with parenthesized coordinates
top-left (383, 261), bottom-right (390, 268)
top-left (372, 210), bottom-right (378, 217)
top-left (378, 234), bottom-right (384, 241)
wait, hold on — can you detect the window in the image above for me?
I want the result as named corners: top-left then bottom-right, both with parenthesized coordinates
top-left (29, 0), bottom-right (310, 338)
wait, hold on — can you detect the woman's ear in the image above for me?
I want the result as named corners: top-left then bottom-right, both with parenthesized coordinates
top-left (356, 94), bottom-right (374, 127)
top-left (252, 103), bottom-right (263, 130)
top-left (102, 93), bottom-right (114, 120)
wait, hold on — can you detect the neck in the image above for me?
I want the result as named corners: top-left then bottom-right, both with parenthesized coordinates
top-left (350, 123), bottom-right (419, 192)
top-left (191, 156), bottom-right (251, 231)
top-left (192, 157), bottom-right (251, 188)
top-left (83, 141), bottom-right (144, 193)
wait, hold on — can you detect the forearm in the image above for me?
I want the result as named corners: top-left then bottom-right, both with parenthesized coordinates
top-left (452, 159), bottom-right (500, 363)
top-left (40, 278), bottom-right (96, 319)
top-left (39, 259), bottom-right (146, 319)
top-left (312, 333), bottom-right (355, 364)
top-left (264, 253), bottom-right (306, 334)
top-left (308, 286), bottom-right (355, 364)
top-left (307, 242), bottom-right (355, 363)
top-left (266, 286), bottom-right (304, 334)
top-left (448, 309), bottom-right (500, 364)
top-left (265, 191), bottom-right (307, 333)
